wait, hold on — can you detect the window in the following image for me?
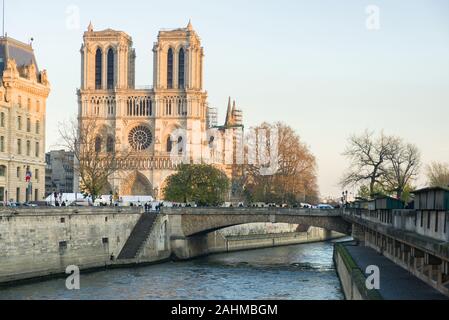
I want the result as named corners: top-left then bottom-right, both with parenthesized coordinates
top-left (27, 118), bottom-right (31, 132)
top-left (167, 48), bottom-right (173, 89)
top-left (435, 212), bottom-right (439, 232)
top-left (17, 116), bottom-right (22, 130)
top-left (26, 140), bottom-right (31, 156)
top-left (94, 101), bottom-right (100, 115)
top-left (107, 100), bottom-right (115, 116)
top-left (36, 100), bottom-right (40, 113)
top-left (36, 121), bottom-right (40, 134)
top-left (166, 100), bottom-right (172, 115)
top-left (17, 139), bottom-right (22, 155)
top-left (95, 137), bottom-right (102, 153)
top-left (107, 48), bottom-right (114, 89)
top-left (0, 112), bottom-right (4, 127)
top-left (34, 189), bottom-right (39, 202)
top-left (18, 96), bottom-right (22, 108)
top-left (16, 187), bottom-right (20, 203)
top-left (106, 136), bottom-right (114, 153)
top-left (59, 241), bottom-right (67, 253)
top-left (0, 165), bottom-right (5, 177)
top-left (35, 169), bottom-right (39, 182)
top-left (35, 142), bottom-right (40, 157)
top-left (420, 212), bottom-right (424, 228)
top-left (95, 48), bottom-right (102, 90)
top-left (166, 136), bottom-right (172, 153)
top-left (0, 136), bottom-right (4, 152)
top-left (27, 98), bottom-right (31, 111)
top-left (427, 211), bottom-right (431, 229)
top-left (178, 48), bottom-right (185, 88)
top-left (16, 167), bottom-right (21, 178)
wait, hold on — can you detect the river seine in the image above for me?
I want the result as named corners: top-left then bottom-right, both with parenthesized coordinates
top-left (0, 239), bottom-right (346, 300)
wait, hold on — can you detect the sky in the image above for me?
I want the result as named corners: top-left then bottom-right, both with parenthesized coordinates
top-left (5, 0), bottom-right (449, 198)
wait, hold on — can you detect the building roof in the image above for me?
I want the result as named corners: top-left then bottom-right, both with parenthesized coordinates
top-left (412, 186), bottom-right (449, 194)
top-left (374, 194), bottom-right (403, 201)
top-left (0, 36), bottom-right (39, 81)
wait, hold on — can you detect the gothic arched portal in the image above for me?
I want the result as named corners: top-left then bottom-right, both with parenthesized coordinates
top-left (121, 171), bottom-right (153, 196)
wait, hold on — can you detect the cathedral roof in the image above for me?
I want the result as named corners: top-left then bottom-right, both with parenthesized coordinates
top-left (0, 36), bottom-right (39, 81)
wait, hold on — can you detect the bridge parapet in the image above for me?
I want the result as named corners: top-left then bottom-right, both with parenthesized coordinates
top-left (343, 208), bottom-right (449, 243)
top-left (162, 207), bottom-right (343, 217)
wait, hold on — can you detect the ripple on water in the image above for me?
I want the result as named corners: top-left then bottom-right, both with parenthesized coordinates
top-left (0, 241), bottom-right (346, 300)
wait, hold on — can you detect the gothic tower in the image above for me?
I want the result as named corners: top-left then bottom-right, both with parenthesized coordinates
top-left (151, 21), bottom-right (208, 162)
top-left (80, 22), bottom-right (135, 91)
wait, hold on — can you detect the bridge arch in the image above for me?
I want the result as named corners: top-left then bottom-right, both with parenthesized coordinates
top-left (166, 208), bottom-right (352, 238)
top-left (165, 208), bottom-right (352, 261)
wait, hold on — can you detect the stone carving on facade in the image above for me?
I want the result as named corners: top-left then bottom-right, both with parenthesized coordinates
top-left (27, 64), bottom-right (37, 82)
top-left (40, 70), bottom-right (49, 86)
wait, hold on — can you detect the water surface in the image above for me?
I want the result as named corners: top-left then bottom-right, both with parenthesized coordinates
top-left (0, 240), bottom-right (346, 300)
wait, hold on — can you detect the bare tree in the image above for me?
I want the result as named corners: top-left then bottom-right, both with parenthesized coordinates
top-left (340, 130), bottom-right (395, 197)
top-left (58, 118), bottom-right (130, 200)
top-left (242, 122), bottom-right (319, 204)
top-left (426, 162), bottom-right (449, 188)
top-left (383, 140), bottom-right (421, 199)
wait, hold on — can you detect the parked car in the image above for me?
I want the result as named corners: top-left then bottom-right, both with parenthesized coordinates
top-left (23, 203), bottom-right (39, 207)
top-left (317, 204), bottom-right (334, 210)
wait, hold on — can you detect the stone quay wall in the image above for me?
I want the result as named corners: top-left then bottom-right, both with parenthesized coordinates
top-left (0, 207), bottom-right (145, 284)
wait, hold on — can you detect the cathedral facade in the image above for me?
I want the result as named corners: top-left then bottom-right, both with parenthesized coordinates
top-left (77, 22), bottom-right (243, 199)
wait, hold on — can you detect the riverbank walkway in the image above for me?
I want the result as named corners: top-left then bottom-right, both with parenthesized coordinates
top-left (343, 244), bottom-right (448, 300)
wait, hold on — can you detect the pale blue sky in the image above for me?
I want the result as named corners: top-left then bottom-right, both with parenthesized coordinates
top-left (5, 0), bottom-right (449, 197)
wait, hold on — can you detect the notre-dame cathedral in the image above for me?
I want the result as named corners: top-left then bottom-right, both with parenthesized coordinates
top-left (77, 21), bottom-right (244, 198)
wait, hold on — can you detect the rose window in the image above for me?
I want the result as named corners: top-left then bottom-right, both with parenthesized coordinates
top-left (128, 126), bottom-right (153, 151)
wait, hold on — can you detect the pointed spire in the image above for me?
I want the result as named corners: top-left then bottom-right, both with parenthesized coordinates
top-left (225, 97), bottom-right (234, 127)
top-left (88, 21), bottom-right (93, 32)
top-left (232, 100), bottom-right (236, 113)
top-left (187, 19), bottom-right (193, 31)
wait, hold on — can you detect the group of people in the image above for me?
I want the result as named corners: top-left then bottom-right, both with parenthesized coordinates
top-left (53, 192), bottom-right (68, 207)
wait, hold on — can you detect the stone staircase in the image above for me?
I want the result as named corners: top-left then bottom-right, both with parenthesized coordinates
top-left (118, 213), bottom-right (158, 260)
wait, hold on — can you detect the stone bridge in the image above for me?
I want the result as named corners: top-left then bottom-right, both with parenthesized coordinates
top-left (161, 207), bottom-right (352, 260)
